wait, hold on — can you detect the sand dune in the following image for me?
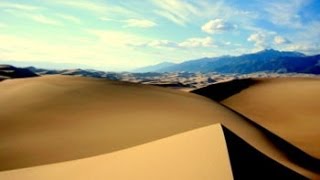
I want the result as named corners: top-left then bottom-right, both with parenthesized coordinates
top-left (222, 126), bottom-right (306, 179)
top-left (217, 78), bottom-right (320, 159)
top-left (0, 124), bottom-right (233, 180)
top-left (193, 77), bottom-right (320, 176)
top-left (0, 75), bottom-right (319, 179)
top-left (0, 75), bottom-right (221, 170)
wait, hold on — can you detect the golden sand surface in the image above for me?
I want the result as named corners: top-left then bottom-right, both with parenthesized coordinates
top-left (0, 75), bottom-right (319, 179)
top-left (222, 78), bottom-right (320, 159)
top-left (0, 124), bottom-right (233, 180)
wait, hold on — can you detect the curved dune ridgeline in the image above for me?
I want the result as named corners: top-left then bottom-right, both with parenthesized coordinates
top-left (193, 77), bottom-right (320, 176)
top-left (209, 78), bottom-right (320, 159)
top-left (0, 75), bottom-right (319, 179)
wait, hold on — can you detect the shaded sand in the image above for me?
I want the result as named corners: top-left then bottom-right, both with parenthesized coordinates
top-left (222, 126), bottom-right (306, 179)
top-left (219, 78), bottom-right (320, 159)
top-left (0, 75), bottom-right (319, 178)
top-left (0, 124), bottom-right (233, 180)
top-left (192, 79), bottom-right (257, 101)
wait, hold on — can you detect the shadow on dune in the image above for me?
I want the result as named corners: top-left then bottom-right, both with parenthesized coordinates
top-left (192, 79), bottom-right (258, 102)
top-left (221, 104), bottom-right (320, 174)
top-left (222, 126), bottom-right (307, 180)
top-left (192, 79), bottom-right (320, 174)
top-left (256, 121), bottom-right (320, 173)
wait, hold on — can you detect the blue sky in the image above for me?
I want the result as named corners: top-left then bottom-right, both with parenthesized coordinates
top-left (0, 0), bottom-right (319, 71)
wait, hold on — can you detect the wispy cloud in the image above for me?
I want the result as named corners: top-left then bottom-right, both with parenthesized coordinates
top-left (29, 14), bottom-right (62, 26)
top-left (284, 43), bottom-right (320, 54)
top-left (56, 14), bottom-right (81, 24)
top-left (152, 0), bottom-right (197, 25)
top-left (179, 37), bottom-right (214, 48)
top-left (52, 0), bottom-right (138, 18)
top-left (146, 40), bottom-right (178, 49)
top-left (0, 22), bottom-right (8, 28)
top-left (4, 9), bottom-right (62, 26)
top-left (98, 17), bottom-right (157, 28)
top-left (263, 0), bottom-right (310, 28)
top-left (53, 1), bottom-right (106, 13)
top-left (125, 19), bottom-right (157, 28)
top-left (280, 21), bottom-right (320, 54)
top-left (0, 1), bottom-right (43, 11)
top-left (29, 14), bottom-right (61, 26)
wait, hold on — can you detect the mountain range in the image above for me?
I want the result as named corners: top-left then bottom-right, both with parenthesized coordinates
top-left (134, 49), bottom-right (320, 74)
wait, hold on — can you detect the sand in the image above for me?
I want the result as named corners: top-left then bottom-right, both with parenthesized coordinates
top-left (0, 124), bottom-right (233, 180)
top-left (221, 78), bottom-right (320, 159)
top-left (0, 75), bottom-right (319, 179)
top-left (0, 75), bottom-right (221, 170)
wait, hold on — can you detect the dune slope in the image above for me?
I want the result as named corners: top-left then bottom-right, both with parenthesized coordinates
top-left (0, 75), bottom-right (319, 178)
top-left (193, 77), bottom-right (320, 175)
top-left (222, 126), bottom-right (306, 179)
top-left (219, 78), bottom-right (320, 159)
top-left (0, 75), bottom-right (223, 170)
top-left (0, 124), bottom-right (233, 180)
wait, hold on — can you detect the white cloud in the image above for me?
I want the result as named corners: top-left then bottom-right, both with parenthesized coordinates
top-left (247, 32), bottom-right (268, 48)
top-left (273, 36), bottom-right (291, 45)
top-left (179, 37), bottom-right (214, 48)
top-left (248, 31), bottom-right (297, 51)
top-left (125, 19), bottom-right (156, 28)
top-left (131, 36), bottom-right (215, 49)
top-left (201, 19), bottom-right (236, 34)
top-left (148, 40), bottom-right (178, 48)
top-left (57, 14), bottom-right (81, 24)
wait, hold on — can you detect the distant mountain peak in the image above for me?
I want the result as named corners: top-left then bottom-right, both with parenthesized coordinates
top-left (260, 48), bottom-right (278, 52)
top-left (253, 49), bottom-right (305, 57)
